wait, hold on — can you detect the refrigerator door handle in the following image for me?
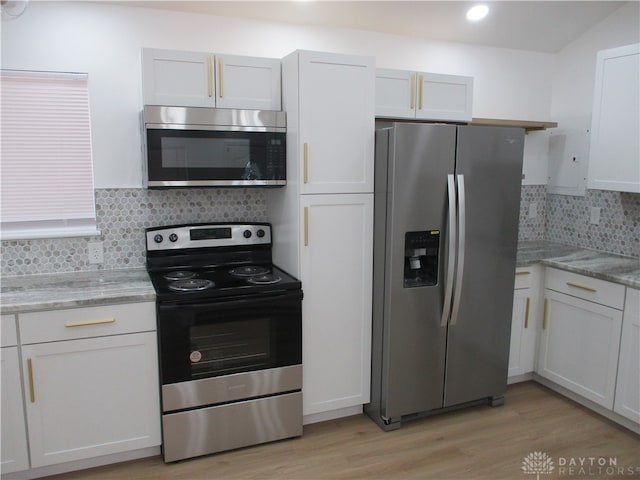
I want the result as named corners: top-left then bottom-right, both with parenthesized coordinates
top-left (440, 174), bottom-right (457, 327)
top-left (450, 174), bottom-right (466, 326)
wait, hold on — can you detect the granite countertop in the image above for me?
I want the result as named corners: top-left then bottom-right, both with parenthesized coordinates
top-left (517, 240), bottom-right (640, 289)
top-left (0, 268), bottom-right (155, 314)
top-left (1, 242), bottom-right (638, 314)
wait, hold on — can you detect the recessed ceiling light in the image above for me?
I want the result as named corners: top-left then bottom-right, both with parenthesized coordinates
top-left (466, 5), bottom-right (489, 22)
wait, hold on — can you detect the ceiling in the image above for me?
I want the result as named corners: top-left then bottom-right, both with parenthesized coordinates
top-left (117, 1), bottom-right (627, 53)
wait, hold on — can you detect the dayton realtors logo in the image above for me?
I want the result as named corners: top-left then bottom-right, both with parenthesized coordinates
top-left (522, 452), bottom-right (640, 478)
top-left (522, 451), bottom-right (554, 480)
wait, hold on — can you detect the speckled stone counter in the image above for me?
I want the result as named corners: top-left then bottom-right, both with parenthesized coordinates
top-left (1, 242), bottom-right (637, 313)
top-left (517, 241), bottom-right (640, 289)
top-left (1, 268), bottom-right (155, 314)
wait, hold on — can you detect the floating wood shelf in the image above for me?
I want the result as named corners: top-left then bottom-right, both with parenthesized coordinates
top-left (470, 118), bottom-right (558, 132)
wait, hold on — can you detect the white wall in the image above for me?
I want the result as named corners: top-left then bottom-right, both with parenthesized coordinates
top-left (1, 1), bottom-right (554, 188)
top-left (551, 1), bottom-right (639, 120)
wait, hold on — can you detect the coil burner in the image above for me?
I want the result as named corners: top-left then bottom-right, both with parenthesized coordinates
top-left (229, 266), bottom-right (270, 277)
top-left (168, 278), bottom-right (214, 292)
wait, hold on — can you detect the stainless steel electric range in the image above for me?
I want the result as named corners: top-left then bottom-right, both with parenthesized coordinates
top-left (145, 223), bottom-right (303, 463)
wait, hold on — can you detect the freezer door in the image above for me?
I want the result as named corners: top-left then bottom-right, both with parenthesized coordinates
top-left (443, 125), bottom-right (524, 407)
top-left (378, 123), bottom-right (457, 420)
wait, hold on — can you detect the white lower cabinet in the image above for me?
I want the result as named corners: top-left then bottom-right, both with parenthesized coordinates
top-left (1, 313), bottom-right (30, 475)
top-left (22, 333), bottom-right (160, 467)
top-left (614, 288), bottom-right (640, 423)
top-left (537, 269), bottom-right (624, 409)
top-left (17, 302), bottom-right (161, 470)
top-left (508, 266), bottom-right (541, 379)
top-left (299, 194), bottom-right (373, 416)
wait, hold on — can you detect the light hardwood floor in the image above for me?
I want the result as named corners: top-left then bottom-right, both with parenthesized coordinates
top-left (49, 382), bottom-right (639, 480)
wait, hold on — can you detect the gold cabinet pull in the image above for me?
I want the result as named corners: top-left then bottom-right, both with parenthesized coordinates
top-left (524, 297), bottom-right (530, 329)
top-left (217, 57), bottom-right (224, 98)
top-left (543, 298), bottom-right (549, 330)
top-left (64, 318), bottom-right (115, 328)
top-left (566, 281), bottom-right (597, 293)
top-left (207, 55), bottom-right (213, 98)
top-left (303, 143), bottom-right (309, 184)
top-left (410, 73), bottom-right (416, 109)
top-left (303, 207), bottom-right (309, 246)
top-left (418, 74), bottom-right (424, 110)
top-left (27, 358), bottom-right (35, 403)
top-left (516, 271), bottom-right (531, 276)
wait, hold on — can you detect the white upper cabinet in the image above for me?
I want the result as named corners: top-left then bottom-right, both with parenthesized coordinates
top-left (588, 43), bottom-right (640, 193)
top-left (284, 50), bottom-right (375, 194)
top-left (376, 68), bottom-right (473, 122)
top-left (142, 48), bottom-right (281, 110)
top-left (214, 54), bottom-right (281, 110)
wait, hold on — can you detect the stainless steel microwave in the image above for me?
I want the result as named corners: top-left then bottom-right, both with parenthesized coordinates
top-left (142, 106), bottom-right (286, 188)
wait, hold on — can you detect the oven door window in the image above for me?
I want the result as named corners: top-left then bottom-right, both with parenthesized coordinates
top-left (146, 129), bottom-right (286, 183)
top-left (158, 290), bottom-right (302, 385)
top-left (189, 318), bottom-right (270, 378)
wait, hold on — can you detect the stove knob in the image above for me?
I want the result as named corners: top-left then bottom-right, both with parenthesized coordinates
top-left (256, 229), bottom-right (265, 238)
top-left (243, 229), bottom-right (252, 239)
top-left (153, 234), bottom-right (163, 244)
top-left (169, 233), bottom-right (178, 243)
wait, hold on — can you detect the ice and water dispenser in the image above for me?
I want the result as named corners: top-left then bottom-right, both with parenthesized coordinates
top-left (404, 231), bottom-right (440, 288)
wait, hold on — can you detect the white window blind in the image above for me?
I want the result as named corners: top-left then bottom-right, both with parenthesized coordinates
top-left (0, 70), bottom-right (99, 240)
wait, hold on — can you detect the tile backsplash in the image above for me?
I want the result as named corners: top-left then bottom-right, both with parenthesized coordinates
top-left (1, 186), bottom-right (638, 277)
top-left (1, 188), bottom-right (267, 276)
top-left (518, 185), bottom-right (546, 242)
top-left (546, 190), bottom-right (639, 258)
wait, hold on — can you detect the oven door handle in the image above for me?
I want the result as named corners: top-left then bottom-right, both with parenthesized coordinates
top-left (158, 289), bottom-right (303, 311)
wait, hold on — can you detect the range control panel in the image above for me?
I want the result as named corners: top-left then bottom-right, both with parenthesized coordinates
top-left (146, 223), bottom-right (272, 251)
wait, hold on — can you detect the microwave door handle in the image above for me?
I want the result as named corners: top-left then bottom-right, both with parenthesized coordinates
top-left (440, 174), bottom-right (457, 327)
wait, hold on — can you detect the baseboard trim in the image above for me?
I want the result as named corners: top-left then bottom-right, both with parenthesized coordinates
top-left (2, 446), bottom-right (160, 480)
top-left (508, 372), bottom-right (534, 384)
top-left (303, 405), bottom-right (363, 425)
top-left (533, 374), bottom-right (639, 435)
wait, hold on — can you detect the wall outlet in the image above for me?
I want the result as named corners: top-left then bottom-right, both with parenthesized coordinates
top-left (589, 207), bottom-right (601, 225)
top-left (528, 203), bottom-right (538, 219)
top-left (88, 241), bottom-right (104, 264)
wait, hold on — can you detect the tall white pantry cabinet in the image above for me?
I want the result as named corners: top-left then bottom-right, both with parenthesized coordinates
top-left (267, 51), bottom-right (375, 422)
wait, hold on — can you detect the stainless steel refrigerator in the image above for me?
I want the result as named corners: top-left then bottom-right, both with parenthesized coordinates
top-left (365, 122), bottom-right (524, 431)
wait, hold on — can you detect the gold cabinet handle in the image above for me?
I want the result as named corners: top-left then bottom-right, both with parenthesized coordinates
top-left (410, 73), bottom-right (416, 109)
top-left (418, 74), bottom-right (424, 110)
top-left (516, 271), bottom-right (531, 276)
top-left (303, 143), bottom-right (309, 184)
top-left (64, 318), bottom-right (115, 328)
top-left (524, 297), bottom-right (530, 329)
top-left (207, 55), bottom-right (213, 98)
top-left (304, 207), bottom-right (309, 247)
top-left (303, 207), bottom-right (309, 247)
top-left (566, 281), bottom-right (597, 293)
top-left (217, 57), bottom-right (224, 98)
top-left (543, 298), bottom-right (549, 330)
top-left (27, 358), bottom-right (35, 403)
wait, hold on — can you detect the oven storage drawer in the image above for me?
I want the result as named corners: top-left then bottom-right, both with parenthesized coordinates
top-left (162, 391), bottom-right (302, 462)
top-left (162, 364), bottom-right (302, 412)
